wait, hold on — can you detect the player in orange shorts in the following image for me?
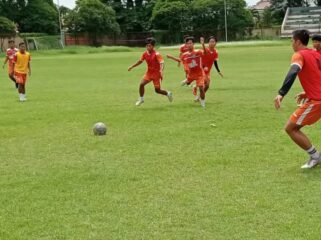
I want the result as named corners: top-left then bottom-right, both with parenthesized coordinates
top-left (13, 42), bottom-right (31, 102)
top-left (3, 40), bottom-right (18, 88)
top-left (179, 35), bottom-right (190, 78)
top-left (128, 37), bottom-right (173, 106)
top-left (192, 36), bottom-right (223, 100)
top-left (274, 30), bottom-right (321, 169)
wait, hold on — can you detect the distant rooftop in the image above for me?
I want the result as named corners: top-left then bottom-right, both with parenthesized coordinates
top-left (252, 0), bottom-right (271, 10)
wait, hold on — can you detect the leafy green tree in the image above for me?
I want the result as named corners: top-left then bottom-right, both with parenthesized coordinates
top-left (151, 1), bottom-right (189, 32)
top-left (19, 0), bottom-right (59, 34)
top-left (191, 0), bottom-right (253, 40)
top-left (0, 16), bottom-right (16, 34)
top-left (66, 0), bottom-right (120, 46)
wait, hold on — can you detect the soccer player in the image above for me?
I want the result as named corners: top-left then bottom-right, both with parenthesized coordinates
top-left (274, 30), bottom-right (321, 169)
top-left (13, 42), bottom-right (31, 102)
top-left (312, 34), bottom-right (321, 54)
top-left (169, 36), bottom-right (206, 107)
top-left (193, 36), bottom-right (223, 101)
top-left (179, 35), bottom-right (190, 75)
top-left (128, 37), bottom-right (173, 106)
top-left (3, 40), bottom-right (18, 88)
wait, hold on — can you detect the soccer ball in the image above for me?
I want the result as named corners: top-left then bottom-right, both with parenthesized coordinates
top-left (93, 122), bottom-right (107, 136)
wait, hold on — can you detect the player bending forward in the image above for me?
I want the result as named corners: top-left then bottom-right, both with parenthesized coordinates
top-left (274, 30), bottom-right (321, 169)
top-left (128, 38), bottom-right (173, 106)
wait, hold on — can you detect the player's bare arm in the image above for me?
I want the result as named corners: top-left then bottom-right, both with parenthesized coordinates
top-left (166, 54), bottom-right (181, 63)
top-left (200, 37), bottom-right (206, 54)
top-left (3, 56), bottom-right (9, 68)
top-left (128, 60), bottom-right (143, 71)
top-left (28, 62), bottom-right (31, 76)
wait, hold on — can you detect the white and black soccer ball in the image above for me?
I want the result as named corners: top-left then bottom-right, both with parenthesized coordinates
top-left (93, 122), bottom-right (107, 136)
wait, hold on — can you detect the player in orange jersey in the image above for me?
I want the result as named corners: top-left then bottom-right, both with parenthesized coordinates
top-left (13, 42), bottom-right (31, 102)
top-left (170, 36), bottom-right (206, 107)
top-left (179, 35), bottom-right (190, 77)
top-left (312, 34), bottom-right (321, 55)
top-left (3, 40), bottom-right (18, 88)
top-left (274, 30), bottom-right (321, 169)
top-left (128, 38), bottom-right (173, 106)
top-left (193, 36), bottom-right (223, 101)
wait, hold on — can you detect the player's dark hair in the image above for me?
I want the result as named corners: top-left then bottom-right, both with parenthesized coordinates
top-left (312, 34), bottom-right (321, 42)
top-left (8, 39), bottom-right (14, 43)
top-left (208, 36), bottom-right (217, 42)
top-left (185, 36), bottom-right (195, 43)
top-left (19, 42), bottom-right (25, 47)
top-left (145, 37), bottom-right (156, 46)
top-left (183, 35), bottom-right (189, 40)
top-left (292, 30), bottom-right (310, 46)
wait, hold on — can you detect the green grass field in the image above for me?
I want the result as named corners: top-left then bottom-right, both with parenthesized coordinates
top-left (1, 41), bottom-right (321, 239)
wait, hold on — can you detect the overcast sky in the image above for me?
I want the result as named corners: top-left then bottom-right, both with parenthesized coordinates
top-left (58, 0), bottom-right (258, 9)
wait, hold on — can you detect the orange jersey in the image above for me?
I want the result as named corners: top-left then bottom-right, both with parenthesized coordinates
top-left (181, 50), bottom-right (204, 78)
top-left (140, 50), bottom-right (163, 74)
top-left (179, 44), bottom-right (189, 54)
top-left (6, 47), bottom-right (18, 68)
top-left (201, 48), bottom-right (218, 74)
top-left (13, 51), bottom-right (31, 74)
top-left (291, 49), bottom-right (321, 100)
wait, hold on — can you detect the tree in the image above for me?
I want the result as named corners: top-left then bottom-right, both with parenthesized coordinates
top-left (0, 16), bottom-right (16, 50)
top-left (314, 0), bottom-right (321, 6)
top-left (0, 16), bottom-right (15, 34)
top-left (19, 0), bottom-right (59, 34)
top-left (151, 1), bottom-right (189, 32)
top-left (191, 0), bottom-right (253, 40)
top-left (66, 0), bottom-right (120, 46)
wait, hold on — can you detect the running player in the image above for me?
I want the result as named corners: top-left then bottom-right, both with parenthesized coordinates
top-left (179, 35), bottom-right (190, 77)
top-left (13, 42), bottom-right (31, 102)
top-left (169, 36), bottom-right (206, 107)
top-left (274, 30), bottom-right (321, 169)
top-left (193, 36), bottom-right (223, 101)
top-left (3, 40), bottom-right (18, 88)
top-left (312, 34), bottom-right (321, 54)
top-left (128, 37), bottom-right (173, 106)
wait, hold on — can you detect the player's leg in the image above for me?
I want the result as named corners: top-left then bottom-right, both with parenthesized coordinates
top-left (136, 79), bottom-right (150, 106)
top-left (204, 75), bottom-right (210, 93)
top-left (286, 101), bottom-right (321, 168)
top-left (153, 78), bottom-right (173, 102)
top-left (199, 85), bottom-right (205, 107)
top-left (8, 65), bottom-right (18, 88)
top-left (197, 77), bottom-right (206, 107)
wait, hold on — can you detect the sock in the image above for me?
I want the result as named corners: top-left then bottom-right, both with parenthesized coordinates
top-left (307, 146), bottom-right (320, 159)
top-left (140, 96), bottom-right (144, 101)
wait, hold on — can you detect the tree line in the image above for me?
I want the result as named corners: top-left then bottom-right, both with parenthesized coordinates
top-left (0, 0), bottom-right (320, 41)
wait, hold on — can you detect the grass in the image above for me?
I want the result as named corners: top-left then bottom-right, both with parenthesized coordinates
top-left (1, 42), bottom-right (321, 239)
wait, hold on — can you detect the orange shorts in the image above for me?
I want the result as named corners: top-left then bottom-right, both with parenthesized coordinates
top-left (187, 74), bottom-right (204, 87)
top-left (143, 72), bottom-right (162, 89)
top-left (14, 72), bottom-right (27, 85)
top-left (290, 100), bottom-right (321, 126)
